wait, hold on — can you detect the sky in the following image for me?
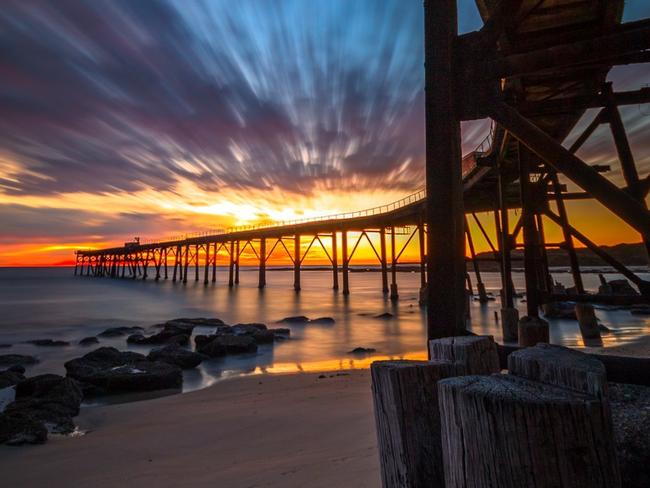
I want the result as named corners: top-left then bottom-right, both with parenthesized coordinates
top-left (0, 0), bottom-right (649, 266)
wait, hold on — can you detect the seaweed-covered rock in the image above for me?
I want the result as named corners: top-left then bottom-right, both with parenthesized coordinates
top-left (127, 321), bottom-right (192, 346)
top-left (147, 345), bottom-right (203, 369)
top-left (310, 317), bottom-right (335, 324)
top-left (279, 316), bottom-right (310, 324)
top-left (64, 347), bottom-right (182, 394)
top-left (0, 354), bottom-right (37, 367)
top-left (97, 326), bottom-right (143, 338)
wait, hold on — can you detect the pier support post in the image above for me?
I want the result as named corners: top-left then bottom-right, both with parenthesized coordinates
top-left (172, 246), bottom-right (180, 282)
top-left (183, 245), bottom-right (189, 284)
top-left (380, 227), bottom-right (389, 294)
top-left (418, 221), bottom-right (426, 290)
top-left (294, 234), bottom-right (301, 291)
top-left (342, 230), bottom-right (349, 295)
top-left (519, 147), bottom-right (541, 317)
top-left (228, 241), bottom-right (235, 287)
top-left (211, 242), bottom-right (217, 283)
top-left (194, 244), bottom-right (199, 282)
top-left (235, 241), bottom-right (240, 285)
top-left (390, 226), bottom-right (399, 301)
top-left (258, 238), bottom-right (266, 288)
top-left (332, 232), bottom-right (339, 290)
top-left (164, 248), bottom-right (168, 280)
top-left (203, 243), bottom-right (210, 285)
top-left (424, 0), bottom-right (464, 340)
top-left (465, 217), bottom-right (488, 303)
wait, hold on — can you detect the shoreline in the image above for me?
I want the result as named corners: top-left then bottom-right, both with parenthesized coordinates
top-left (0, 370), bottom-right (380, 488)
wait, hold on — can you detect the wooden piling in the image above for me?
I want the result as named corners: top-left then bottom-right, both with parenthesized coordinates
top-left (380, 227), bottom-right (389, 294)
top-left (194, 244), bottom-right (199, 282)
top-left (390, 226), bottom-right (399, 301)
top-left (575, 303), bottom-right (602, 341)
top-left (342, 230), bottom-right (349, 295)
top-left (183, 245), bottom-right (189, 284)
top-left (234, 240), bottom-right (240, 285)
top-left (331, 232), bottom-right (339, 290)
top-left (211, 242), bottom-right (217, 283)
top-left (518, 315), bottom-right (549, 347)
top-left (294, 234), bottom-right (301, 291)
top-left (258, 238), bottom-right (266, 288)
top-left (228, 240), bottom-right (235, 287)
top-left (204, 243), bottom-right (210, 285)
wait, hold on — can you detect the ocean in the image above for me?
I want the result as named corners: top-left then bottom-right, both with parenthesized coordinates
top-left (1, 266), bottom-right (649, 399)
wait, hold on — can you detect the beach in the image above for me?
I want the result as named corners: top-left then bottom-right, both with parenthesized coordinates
top-left (0, 370), bottom-right (380, 488)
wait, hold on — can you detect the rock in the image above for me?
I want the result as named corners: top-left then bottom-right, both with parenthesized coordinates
top-left (598, 278), bottom-right (638, 297)
top-left (197, 335), bottom-right (257, 356)
top-left (348, 347), bottom-right (376, 354)
top-left (147, 345), bottom-right (203, 369)
top-left (373, 312), bottom-right (394, 319)
top-left (0, 374), bottom-right (83, 444)
top-left (196, 339), bottom-right (227, 358)
top-left (64, 347), bottom-right (182, 394)
top-left (0, 344), bottom-right (11, 349)
top-left (279, 316), bottom-right (310, 324)
top-left (0, 354), bottom-right (37, 367)
top-left (310, 317), bottom-right (335, 324)
top-left (97, 326), bottom-right (143, 338)
top-left (168, 317), bottom-right (225, 327)
top-left (26, 339), bottom-right (70, 347)
top-left (8, 365), bottom-right (25, 374)
top-left (232, 324), bottom-right (277, 344)
top-left (0, 369), bottom-right (25, 388)
top-left (127, 331), bottom-right (189, 346)
top-left (0, 412), bottom-right (48, 445)
top-left (270, 328), bottom-right (290, 339)
top-left (79, 336), bottom-right (100, 346)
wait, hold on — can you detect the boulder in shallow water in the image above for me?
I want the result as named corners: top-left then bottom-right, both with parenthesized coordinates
top-left (310, 317), bottom-right (335, 324)
top-left (373, 312), bottom-right (393, 320)
top-left (196, 338), bottom-right (227, 358)
top-left (64, 347), bottom-right (182, 394)
top-left (127, 331), bottom-right (189, 346)
top-left (278, 316), bottom-right (310, 324)
top-left (97, 326), bottom-right (144, 338)
top-left (0, 354), bottom-right (37, 367)
top-left (79, 336), bottom-right (100, 346)
top-left (168, 317), bottom-right (225, 327)
top-left (196, 335), bottom-right (257, 356)
top-left (348, 347), bottom-right (376, 354)
top-left (0, 411), bottom-right (48, 445)
top-left (26, 339), bottom-right (70, 347)
top-left (147, 345), bottom-right (203, 369)
top-left (0, 344), bottom-right (12, 349)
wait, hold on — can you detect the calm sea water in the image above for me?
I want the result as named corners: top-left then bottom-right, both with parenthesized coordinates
top-left (1, 267), bottom-right (649, 397)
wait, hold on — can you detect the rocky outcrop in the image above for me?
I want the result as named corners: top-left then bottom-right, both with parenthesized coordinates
top-left (147, 345), bottom-right (203, 369)
top-left (0, 368), bottom-right (25, 388)
top-left (26, 339), bottom-right (70, 347)
top-left (196, 334), bottom-right (257, 356)
top-left (278, 316), bottom-right (310, 324)
top-left (0, 374), bottom-right (83, 445)
top-left (348, 347), bottom-right (376, 354)
top-left (97, 326), bottom-right (144, 338)
top-left (310, 317), bottom-right (335, 324)
top-left (0, 354), bottom-right (38, 367)
top-left (79, 336), bottom-right (100, 346)
top-left (127, 321), bottom-right (193, 346)
top-left (64, 347), bottom-right (182, 395)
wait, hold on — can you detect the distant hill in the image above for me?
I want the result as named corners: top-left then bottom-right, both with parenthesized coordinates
top-left (473, 243), bottom-right (650, 271)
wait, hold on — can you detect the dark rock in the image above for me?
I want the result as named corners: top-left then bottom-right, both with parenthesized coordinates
top-left (232, 324), bottom-right (276, 344)
top-left (270, 328), bottom-right (290, 339)
top-left (0, 369), bottom-right (25, 388)
top-left (169, 317), bottom-right (225, 327)
top-left (79, 336), bottom-right (100, 346)
top-left (147, 345), bottom-right (203, 369)
top-left (64, 347), bottom-right (182, 394)
top-left (0, 344), bottom-right (11, 349)
top-left (26, 339), bottom-right (70, 347)
top-left (310, 317), bottom-right (335, 324)
top-left (213, 335), bottom-right (257, 354)
top-left (97, 326), bottom-right (144, 338)
top-left (279, 316), bottom-right (310, 324)
top-left (0, 374), bottom-right (83, 444)
top-left (233, 323), bottom-right (267, 333)
top-left (599, 278), bottom-right (638, 297)
top-left (0, 412), bottom-right (48, 445)
top-left (0, 354), bottom-right (38, 367)
top-left (196, 339), bottom-right (227, 358)
top-left (8, 365), bottom-right (25, 374)
top-left (348, 347), bottom-right (376, 354)
top-left (373, 312), bottom-right (393, 319)
top-left (610, 382), bottom-right (650, 488)
top-left (127, 331), bottom-right (189, 346)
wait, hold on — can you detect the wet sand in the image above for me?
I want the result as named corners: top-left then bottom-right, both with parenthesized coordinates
top-left (0, 370), bottom-right (380, 488)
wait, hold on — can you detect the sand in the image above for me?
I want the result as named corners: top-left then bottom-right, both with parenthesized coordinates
top-left (0, 370), bottom-right (380, 488)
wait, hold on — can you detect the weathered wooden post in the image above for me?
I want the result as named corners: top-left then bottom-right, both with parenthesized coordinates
top-left (390, 226), bottom-right (399, 301)
top-left (194, 244), bottom-right (200, 282)
top-left (575, 303), bottom-right (602, 341)
top-left (372, 336), bottom-right (499, 488)
top-left (234, 240), bottom-right (240, 285)
top-left (294, 234), bottom-right (301, 291)
top-left (203, 242), bottom-right (210, 285)
top-left (518, 315), bottom-right (549, 347)
top-left (418, 221), bottom-right (426, 290)
top-left (258, 238), bottom-right (266, 288)
top-left (342, 230), bottom-right (349, 295)
top-left (211, 242), bottom-right (217, 283)
top-left (164, 248), bottom-right (168, 279)
top-left (331, 232), bottom-right (339, 290)
top-left (439, 344), bottom-right (621, 487)
top-left (228, 241), bottom-right (235, 287)
top-left (183, 245), bottom-right (190, 284)
top-left (380, 227), bottom-right (389, 294)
